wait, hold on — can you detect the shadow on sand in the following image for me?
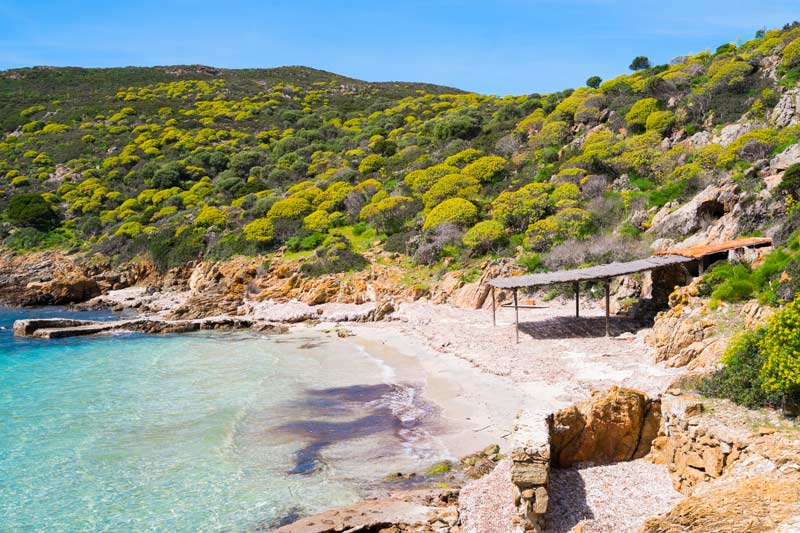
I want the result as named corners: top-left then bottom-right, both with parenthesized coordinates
top-left (518, 315), bottom-right (652, 339)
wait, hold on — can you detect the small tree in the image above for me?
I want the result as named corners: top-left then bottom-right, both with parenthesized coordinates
top-left (586, 75), bottom-right (602, 89)
top-left (629, 56), bottom-right (651, 71)
top-left (5, 193), bottom-right (59, 230)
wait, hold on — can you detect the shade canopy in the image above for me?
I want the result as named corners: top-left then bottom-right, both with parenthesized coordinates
top-left (488, 254), bottom-right (693, 289)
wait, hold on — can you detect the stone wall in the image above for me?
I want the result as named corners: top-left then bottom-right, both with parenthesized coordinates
top-left (649, 393), bottom-right (751, 494)
top-left (509, 414), bottom-right (550, 532)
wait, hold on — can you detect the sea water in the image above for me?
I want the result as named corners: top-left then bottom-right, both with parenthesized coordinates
top-left (0, 307), bottom-right (446, 531)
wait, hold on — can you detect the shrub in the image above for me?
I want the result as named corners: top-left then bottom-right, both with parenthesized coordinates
top-left (243, 218), bottom-right (274, 242)
top-left (707, 59), bottom-right (752, 88)
top-left (645, 110), bottom-right (675, 135)
top-left (463, 220), bottom-right (505, 253)
top-left (422, 198), bottom-right (479, 231)
top-left (267, 196), bottom-right (313, 221)
top-left (759, 296), bottom-right (800, 398)
top-left (625, 98), bottom-right (660, 131)
top-left (777, 163), bottom-right (800, 198)
top-left (586, 75), bottom-right (602, 89)
top-left (5, 193), bottom-right (59, 230)
top-left (147, 229), bottom-right (205, 271)
top-left (359, 195), bottom-right (417, 234)
top-left (782, 37), bottom-right (800, 69)
top-left (115, 221), bottom-right (146, 238)
top-left (462, 156), bottom-right (508, 183)
top-left (444, 148), bottom-right (483, 167)
top-left (194, 206), bottom-right (226, 228)
top-left (529, 120), bottom-right (569, 149)
top-left (303, 210), bottom-right (332, 233)
top-left (698, 329), bottom-right (780, 408)
top-left (300, 234), bottom-right (368, 276)
top-left (491, 183), bottom-right (550, 232)
top-left (422, 173), bottom-right (481, 208)
top-left (405, 164), bottom-right (459, 194)
top-left (358, 154), bottom-right (385, 174)
top-left (550, 183), bottom-right (582, 209)
top-left (524, 216), bottom-right (558, 251)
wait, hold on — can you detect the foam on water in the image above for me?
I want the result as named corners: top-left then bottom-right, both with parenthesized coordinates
top-left (0, 307), bottom-right (450, 531)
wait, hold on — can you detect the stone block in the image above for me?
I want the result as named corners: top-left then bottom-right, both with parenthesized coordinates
top-left (511, 462), bottom-right (548, 488)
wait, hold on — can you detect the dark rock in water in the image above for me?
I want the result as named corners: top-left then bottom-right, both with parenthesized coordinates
top-left (253, 506), bottom-right (304, 530)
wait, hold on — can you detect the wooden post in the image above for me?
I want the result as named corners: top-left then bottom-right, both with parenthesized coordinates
top-left (574, 281), bottom-right (580, 318)
top-left (513, 288), bottom-right (519, 344)
top-left (491, 285), bottom-right (496, 327)
top-left (604, 278), bottom-right (610, 337)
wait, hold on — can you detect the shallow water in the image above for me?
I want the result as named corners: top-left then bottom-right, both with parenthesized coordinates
top-left (0, 307), bottom-right (446, 531)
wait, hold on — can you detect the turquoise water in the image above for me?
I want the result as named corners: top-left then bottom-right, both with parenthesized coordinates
top-left (0, 307), bottom-right (442, 532)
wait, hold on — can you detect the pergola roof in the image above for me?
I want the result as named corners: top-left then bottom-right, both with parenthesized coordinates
top-left (488, 254), bottom-right (693, 289)
top-left (653, 237), bottom-right (772, 258)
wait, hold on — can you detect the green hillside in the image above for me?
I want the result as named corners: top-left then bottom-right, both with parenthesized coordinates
top-left (2, 23), bottom-right (800, 272)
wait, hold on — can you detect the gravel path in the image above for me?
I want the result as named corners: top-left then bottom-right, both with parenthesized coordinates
top-left (546, 460), bottom-right (682, 532)
top-left (459, 459), bottom-right (523, 533)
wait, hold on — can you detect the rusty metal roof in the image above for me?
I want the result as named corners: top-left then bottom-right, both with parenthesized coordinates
top-left (654, 237), bottom-right (772, 259)
top-left (488, 254), bottom-right (693, 289)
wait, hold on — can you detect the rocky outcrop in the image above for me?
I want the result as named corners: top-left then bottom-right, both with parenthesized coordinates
top-left (640, 472), bottom-right (800, 533)
top-left (548, 387), bottom-right (661, 468)
top-left (770, 88), bottom-right (800, 128)
top-left (770, 142), bottom-right (800, 171)
top-left (273, 487), bottom-right (462, 533)
top-left (648, 280), bottom-right (773, 369)
top-left (649, 184), bottom-right (739, 239)
top-left (0, 249), bottom-right (153, 306)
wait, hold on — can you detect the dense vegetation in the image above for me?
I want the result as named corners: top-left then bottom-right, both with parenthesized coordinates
top-left (2, 24), bottom-right (800, 276)
top-left (701, 294), bottom-right (800, 412)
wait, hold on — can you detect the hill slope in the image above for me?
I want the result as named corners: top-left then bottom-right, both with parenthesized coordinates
top-left (2, 24), bottom-right (800, 276)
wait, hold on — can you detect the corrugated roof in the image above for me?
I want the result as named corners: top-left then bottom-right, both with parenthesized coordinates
top-left (488, 254), bottom-right (693, 289)
top-left (654, 237), bottom-right (772, 259)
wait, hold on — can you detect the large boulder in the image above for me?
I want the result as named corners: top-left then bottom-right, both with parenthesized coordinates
top-left (770, 142), bottom-right (800, 171)
top-left (649, 184), bottom-right (738, 239)
top-left (548, 387), bottom-right (661, 468)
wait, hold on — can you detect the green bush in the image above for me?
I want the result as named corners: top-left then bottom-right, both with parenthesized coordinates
top-left (776, 163), bottom-right (800, 198)
top-left (645, 110), bottom-right (675, 135)
top-left (5, 193), bottom-right (59, 230)
top-left (759, 296), bottom-right (800, 398)
top-left (698, 329), bottom-right (781, 408)
top-left (462, 156), bottom-right (508, 183)
top-left (144, 229), bottom-right (205, 271)
top-left (462, 220), bottom-right (505, 253)
top-left (422, 173), bottom-right (481, 208)
top-left (625, 98), bottom-right (659, 131)
top-left (422, 198), bottom-right (479, 231)
top-left (782, 37), bottom-right (800, 68)
top-left (5, 227), bottom-right (72, 251)
top-left (359, 195), bottom-right (417, 234)
top-left (194, 206), bottom-right (226, 228)
top-left (491, 182), bottom-right (550, 232)
top-left (243, 218), bottom-right (274, 242)
top-left (300, 234), bottom-right (368, 276)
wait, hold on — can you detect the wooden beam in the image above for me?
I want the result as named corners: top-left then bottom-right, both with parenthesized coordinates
top-left (513, 288), bottom-right (519, 344)
top-left (491, 286), bottom-right (496, 327)
top-left (604, 278), bottom-right (610, 337)
top-left (575, 281), bottom-right (580, 318)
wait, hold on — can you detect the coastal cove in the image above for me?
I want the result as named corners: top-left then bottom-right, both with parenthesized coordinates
top-left (0, 306), bottom-right (518, 531)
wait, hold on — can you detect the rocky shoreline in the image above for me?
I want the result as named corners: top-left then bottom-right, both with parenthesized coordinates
top-left (3, 248), bottom-right (799, 531)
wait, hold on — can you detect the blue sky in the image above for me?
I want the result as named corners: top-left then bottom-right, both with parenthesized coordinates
top-left (1, 1), bottom-right (798, 95)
